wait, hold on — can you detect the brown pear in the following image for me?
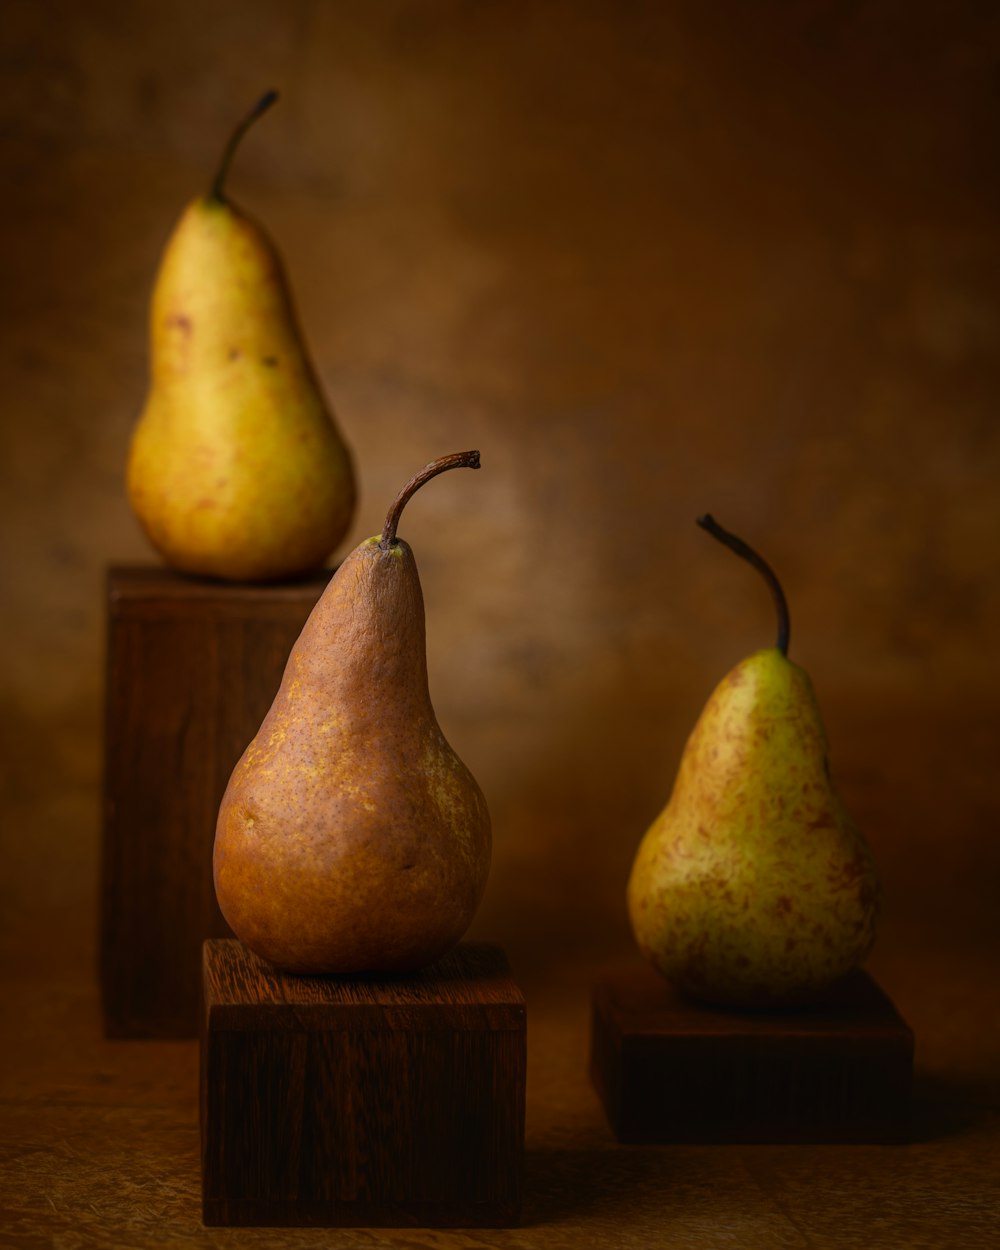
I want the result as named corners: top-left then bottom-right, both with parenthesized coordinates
top-left (214, 452), bottom-right (490, 973)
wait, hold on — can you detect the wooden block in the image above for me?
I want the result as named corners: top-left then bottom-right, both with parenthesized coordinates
top-left (100, 566), bottom-right (329, 1038)
top-left (200, 939), bottom-right (526, 1228)
top-left (590, 961), bottom-right (913, 1144)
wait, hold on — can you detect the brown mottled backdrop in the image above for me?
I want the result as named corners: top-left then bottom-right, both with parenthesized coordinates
top-left (2, 2), bottom-right (998, 994)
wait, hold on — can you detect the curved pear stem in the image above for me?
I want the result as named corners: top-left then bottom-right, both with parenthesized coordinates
top-left (210, 90), bottom-right (279, 203)
top-left (380, 451), bottom-right (481, 550)
top-left (697, 514), bottom-right (791, 657)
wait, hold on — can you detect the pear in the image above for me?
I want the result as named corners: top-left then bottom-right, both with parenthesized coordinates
top-left (214, 451), bottom-right (491, 974)
top-left (627, 515), bottom-right (879, 1009)
top-left (127, 91), bottom-right (355, 582)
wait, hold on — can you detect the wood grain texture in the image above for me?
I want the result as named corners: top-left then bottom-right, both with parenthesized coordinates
top-left (203, 937), bottom-right (527, 1030)
top-left (2, 946), bottom-right (999, 1250)
top-left (200, 940), bottom-right (526, 1227)
top-left (100, 567), bottom-right (330, 1039)
top-left (591, 961), bottom-right (914, 1144)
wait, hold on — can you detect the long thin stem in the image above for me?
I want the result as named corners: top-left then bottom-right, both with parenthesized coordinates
top-left (697, 514), bottom-right (790, 656)
top-left (380, 451), bottom-right (481, 550)
top-left (210, 90), bottom-right (279, 203)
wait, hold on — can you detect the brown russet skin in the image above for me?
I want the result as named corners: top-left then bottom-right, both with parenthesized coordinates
top-left (214, 534), bottom-right (491, 974)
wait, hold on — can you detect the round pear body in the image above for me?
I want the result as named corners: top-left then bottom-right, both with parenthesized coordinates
top-left (127, 196), bottom-right (355, 581)
top-left (627, 648), bottom-right (879, 1008)
top-left (214, 535), bottom-right (491, 974)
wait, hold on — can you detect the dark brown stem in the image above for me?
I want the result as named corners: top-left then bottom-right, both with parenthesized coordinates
top-left (380, 451), bottom-right (481, 550)
top-left (210, 90), bottom-right (279, 203)
top-left (697, 514), bottom-right (791, 657)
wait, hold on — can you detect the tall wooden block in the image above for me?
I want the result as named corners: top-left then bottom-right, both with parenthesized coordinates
top-left (591, 961), bottom-right (913, 1144)
top-left (200, 939), bottom-right (526, 1228)
top-left (101, 566), bottom-right (329, 1038)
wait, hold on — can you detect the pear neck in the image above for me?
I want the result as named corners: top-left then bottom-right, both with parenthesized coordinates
top-left (298, 537), bottom-right (431, 708)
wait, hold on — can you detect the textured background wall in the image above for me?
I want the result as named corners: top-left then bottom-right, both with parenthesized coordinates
top-left (2, 1), bottom-right (999, 985)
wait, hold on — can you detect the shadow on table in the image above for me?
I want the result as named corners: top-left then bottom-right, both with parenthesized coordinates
top-left (908, 1069), bottom-right (997, 1143)
top-left (522, 1069), bottom-right (997, 1226)
top-left (521, 1144), bottom-right (679, 1225)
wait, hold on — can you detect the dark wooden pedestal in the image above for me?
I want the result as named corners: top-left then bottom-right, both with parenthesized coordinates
top-left (590, 961), bottom-right (913, 1144)
top-left (100, 566), bottom-right (330, 1038)
top-left (200, 939), bottom-right (526, 1228)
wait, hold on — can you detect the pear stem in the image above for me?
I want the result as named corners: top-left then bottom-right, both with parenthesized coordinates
top-left (697, 514), bottom-right (791, 657)
top-left (380, 451), bottom-right (482, 550)
top-left (210, 90), bottom-right (279, 203)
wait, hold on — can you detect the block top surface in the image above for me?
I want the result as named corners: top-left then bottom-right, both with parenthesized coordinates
top-left (106, 565), bottom-right (332, 613)
top-left (203, 939), bottom-right (525, 1032)
top-left (593, 961), bottom-right (913, 1042)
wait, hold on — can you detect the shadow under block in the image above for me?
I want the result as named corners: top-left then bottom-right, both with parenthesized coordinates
top-left (200, 939), bottom-right (526, 1228)
top-left (101, 566), bottom-right (330, 1039)
top-left (590, 962), bottom-right (914, 1144)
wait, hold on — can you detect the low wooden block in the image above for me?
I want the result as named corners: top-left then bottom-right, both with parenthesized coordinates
top-left (200, 939), bottom-right (527, 1228)
top-left (100, 566), bottom-right (330, 1038)
top-left (590, 961), bottom-right (913, 1144)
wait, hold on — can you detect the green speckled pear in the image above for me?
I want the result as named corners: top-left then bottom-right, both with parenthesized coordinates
top-left (214, 452), bottom-right (490, 974)
top-left (627, 516), bottom-right (879, 1008)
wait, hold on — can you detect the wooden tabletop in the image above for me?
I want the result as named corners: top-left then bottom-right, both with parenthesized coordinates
top-left (2, 912), bottom-right (997, 1249)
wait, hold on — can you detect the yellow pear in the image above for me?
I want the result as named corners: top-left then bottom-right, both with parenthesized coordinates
top-left (214, 451), bottom-right (491, 974)
top-left (627, 515), bottom-right (879, 1008)
top-left (127, 92), bottom-right (355, 581)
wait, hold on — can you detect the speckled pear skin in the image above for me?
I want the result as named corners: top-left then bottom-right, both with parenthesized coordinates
top-left (627, 648), bottom-right (879, 1008)
top-left (214, 535), bottom-right (491, 974)
top-left (127, 167), bottom-right (354, 582)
